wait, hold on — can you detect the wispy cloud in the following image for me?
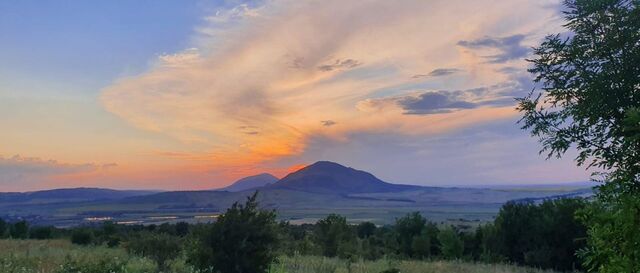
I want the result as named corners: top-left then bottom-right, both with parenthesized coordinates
top-left (100, 0), bottom-right (564, 180)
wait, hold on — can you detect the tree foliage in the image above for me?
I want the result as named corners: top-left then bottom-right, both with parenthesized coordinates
top-left (519, 0), bottom-right (640, 271)
top-left (495, 199), bottom-right (587, 271)
top-left (437, 227), bottom-right (464, 260)
top-left (518, 0), bottom-right (640, 176)
top-left (394, 212), bottom-right (425, 258)
top-left (314, 214), bottom-right (356, 258)
top-left (356, 221), bottom-right (376, 239)
top-left (71, 228), bottom-right (94, 245)
top-left (188, 192), bottom-right (279, 273)
top-left (10, 220), bottom-right (28, 239)
top-left (0, 218), bottom-right (7, 238)
top-left (127, 231), bottom-right (182, 272)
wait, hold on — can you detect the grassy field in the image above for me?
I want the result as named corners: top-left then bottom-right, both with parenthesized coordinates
top-left (0, 240), bottom-right (564, 273)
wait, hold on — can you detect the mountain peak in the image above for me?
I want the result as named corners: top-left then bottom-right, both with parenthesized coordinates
top-left (309, 160), bottom-right (344, 167)
top-left (270, 161), bottom-right (418, 194)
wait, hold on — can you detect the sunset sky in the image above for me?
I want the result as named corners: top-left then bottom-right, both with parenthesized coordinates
top-left (0, 0), bottom-right (592, 191)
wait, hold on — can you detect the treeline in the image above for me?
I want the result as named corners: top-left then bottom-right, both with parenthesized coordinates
top-left (277, 198), bottom-right (586, 271)
top-left (0, 194), bottom-right (587, 272)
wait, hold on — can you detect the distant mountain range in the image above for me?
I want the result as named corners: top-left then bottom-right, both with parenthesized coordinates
top-left (0, 188), bottom-right (155, 204)
top-left (0, 161), bottom-right (594, 226)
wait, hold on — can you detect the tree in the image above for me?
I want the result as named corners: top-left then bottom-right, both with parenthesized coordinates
top-left (188, 192), bottom-right (279, 273)
top-left (518, 1), bottom-right (640, 271)
top-left (410, 228), bottom-right (432, 259)
top-left (314, 214), bottom-right (356, 258)
top-left (127, 232), bottom-right (182, 272)
top-left (494, 202), bottom-right (541, 264)
top-left (536, 199), bottom-right (587, 271)
top-left (10, 220), bottom-right (28, 239)
top-left (394, 212), bottom-right (426, 258)
top-left (492, 199), bottom-right (586, 270)
top-left (356, 221), bottom-right (376, 239)
top-left (175, 222), bottom-right (190, 237)
top-left (437, 227), bottom-right (464, 260)
top-left (476, 223), bottom-right (504, 263)
top-left (518, 0), bottom-right (640, 178)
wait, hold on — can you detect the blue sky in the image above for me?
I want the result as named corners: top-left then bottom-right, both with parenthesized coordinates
top-left (0, 0), bottom-right (592, 191)
top-left (0, 0), bottom-right (210, 98)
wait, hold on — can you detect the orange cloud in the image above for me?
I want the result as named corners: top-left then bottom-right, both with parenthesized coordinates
top-left (99, 0), bottom-right (563, 184)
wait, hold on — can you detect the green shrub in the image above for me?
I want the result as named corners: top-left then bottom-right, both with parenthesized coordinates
top-left (438, 227), bottom-right (464, 260)
top-left (29, 226), bottom-right (54, 240)
top-left (127, 231), bottom-right (182, 272)
top-left (188, 192), bottom-right (279, 273)
top-left (314, 214), bottom-right (356, 258)
top-left (70, 228), bottom-right (94, 245)
top-left (10, 221), bottom-right (29, 239)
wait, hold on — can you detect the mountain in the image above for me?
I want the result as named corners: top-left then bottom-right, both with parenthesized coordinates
top-left (0, 188), bottom-right (156, 204)
top-left (269, 161), bottom-right (421, 194)
top-left (218, 173), bottom-right (278, 192)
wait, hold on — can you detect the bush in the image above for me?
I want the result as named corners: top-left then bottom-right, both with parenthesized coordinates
top-left (10, 220), bottom-right (29, 239)
top-left (188, 192), bottom-right (279, 273)
top-left (29, 226), bottom-right (54, 239)
top-left (106, 236), bottom-right (121, 248)
top-left (127, 231), bottom-right (182, 272)
top-left (71, 228), bottom-right (94, 245)
top-left (314, 214), bottom-right (356, 258)
top-left (438, 227), bottom-right (464, 260)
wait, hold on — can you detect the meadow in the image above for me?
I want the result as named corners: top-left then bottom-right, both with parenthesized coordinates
top-left (0, 240), bottom-right (564, 273)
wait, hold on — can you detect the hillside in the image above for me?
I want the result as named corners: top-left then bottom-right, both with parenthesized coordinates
top-left (217, 173), bottom-right (278, 192)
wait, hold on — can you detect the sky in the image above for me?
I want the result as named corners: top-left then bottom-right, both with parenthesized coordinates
top-left (0, 0), bottom-right (592, 191)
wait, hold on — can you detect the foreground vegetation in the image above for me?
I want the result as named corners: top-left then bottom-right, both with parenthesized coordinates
top-left (0, 239), bottom-right (564, 273)
top-left (0, 194), bottom-right (587, 273)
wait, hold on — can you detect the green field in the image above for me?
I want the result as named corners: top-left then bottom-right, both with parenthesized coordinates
top-left (0, 240), bottom-right (565, 273)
